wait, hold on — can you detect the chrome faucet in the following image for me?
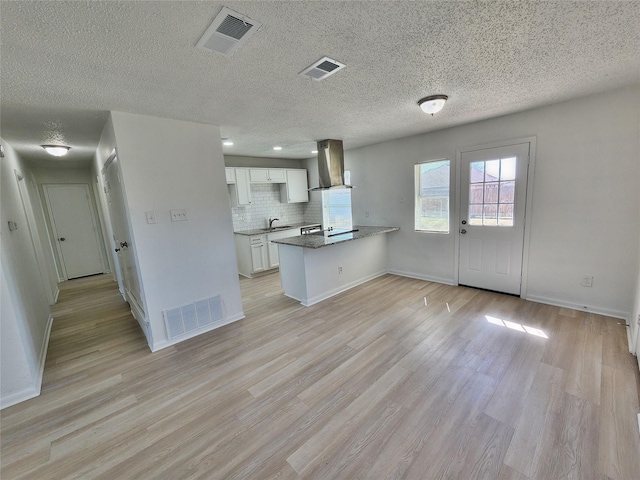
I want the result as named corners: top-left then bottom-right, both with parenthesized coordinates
top-left (268, 217), bottom-right (279, 229)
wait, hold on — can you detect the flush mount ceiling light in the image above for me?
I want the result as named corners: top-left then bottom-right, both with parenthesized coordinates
top-left (273, 146), bottom-right (282, 151)
top-left (418, 94), bottom-right (448, 115)
top-left (222, 138), bottom-right (234, 146)
top-left (42, 145), bottom-right (70, 156)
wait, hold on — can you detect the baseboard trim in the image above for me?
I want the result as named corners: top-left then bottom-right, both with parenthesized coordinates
top-left (35, 314), bottom-right (54, 392)
top-left (150, 312), bottom-right (245, 352)
top-left (0, 384), bottom-right (40, 410)
top-left (1, 314), bottom-right (53, 410)
top-left (301, 270), bottom-right (386, 307)
top-left (525, 294), bottom-right (629, 321)
top-left (386, 269), bottom-right (455, 286)
top-left (53, 286), bottom-right (60, 304)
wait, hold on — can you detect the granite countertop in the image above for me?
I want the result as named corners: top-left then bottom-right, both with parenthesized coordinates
top-left (271, 226), bottom-right (399, 249)
top-left (234, 222), bottom-right (319, 236)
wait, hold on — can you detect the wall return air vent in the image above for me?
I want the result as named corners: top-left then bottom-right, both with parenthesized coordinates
top-left (299, 57), bottom-right (346, 81)
top-left (196, 7), bottom-right (262, 56)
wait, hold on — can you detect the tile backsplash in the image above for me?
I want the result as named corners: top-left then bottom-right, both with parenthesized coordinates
top-left (231, 184), bottom-right (321, 231)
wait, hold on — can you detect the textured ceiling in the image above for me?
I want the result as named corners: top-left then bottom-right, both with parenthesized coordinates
top-left (1, 0), bottom-right (639, 167)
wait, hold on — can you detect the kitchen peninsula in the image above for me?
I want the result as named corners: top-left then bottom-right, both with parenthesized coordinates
top-left (272, 226), bottom-right (399, 306)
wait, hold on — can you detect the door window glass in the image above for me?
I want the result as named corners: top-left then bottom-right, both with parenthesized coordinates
top-left (469, 157), bottom-right (516, 226)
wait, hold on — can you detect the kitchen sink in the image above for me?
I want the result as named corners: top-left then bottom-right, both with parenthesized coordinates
top-left (261, 225), bottom-right (293, 232)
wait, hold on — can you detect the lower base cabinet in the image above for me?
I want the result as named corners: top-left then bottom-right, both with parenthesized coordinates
top-left (234, 228), bottom-right (300, 277)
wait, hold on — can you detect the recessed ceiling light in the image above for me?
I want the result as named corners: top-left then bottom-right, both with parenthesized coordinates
top-left (312, 150), bottom-right (318, 154)
top-left (42, 145), bottom-right (70, 156)
top-left (273, 146), bottom-right (282, 151)
top-left (222, 139), bottom-right (234, 146)
top-left (418, 94), bottom-right (448, 115)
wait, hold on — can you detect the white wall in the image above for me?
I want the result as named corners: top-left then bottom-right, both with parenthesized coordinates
top-left (0, 139), bottom-right (52, 409)
top-left (343, 84), bottom-right (639, 320)
top-left (98, 112), bottom-right (244, 351)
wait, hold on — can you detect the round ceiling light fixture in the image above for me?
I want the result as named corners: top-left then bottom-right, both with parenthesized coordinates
top-left (418, 94), bottom-right (448, 115)
top-left (42, 145), bottom-right (71, 156)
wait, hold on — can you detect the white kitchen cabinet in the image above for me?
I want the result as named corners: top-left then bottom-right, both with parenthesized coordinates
top-left (280, 169), bottom-right (309, 203)
top-left (228, 168), bottom-right (252, 206)
top-left (225, 167), bottom-right (236, 184)
top-left (266, 229), bottom-right (299, 268)
top-left (235, 234), bottom-right (267, 277)
top-left (234, 227), bottom-right (301, 277)
top-left (250, 238), bottom-right (268, 273)
top-left (249, 168), bottom-right (286, 183)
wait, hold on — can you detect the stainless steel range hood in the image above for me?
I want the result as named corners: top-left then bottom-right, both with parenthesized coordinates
top-left (311, 139), bottom-right (352, 190)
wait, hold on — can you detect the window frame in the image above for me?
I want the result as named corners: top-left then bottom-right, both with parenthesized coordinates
top-left (414, 159), bottom-right (451, 234)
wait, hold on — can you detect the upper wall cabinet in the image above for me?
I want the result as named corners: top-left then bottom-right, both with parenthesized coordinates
top-left (249, 168), bottom-right (286, 183)
top-left (228, 168), bottom-right (252, 206)
top-left (280, 169), bottom-right (309, 203)
top-left (225, 167), bottom-right (236, 184)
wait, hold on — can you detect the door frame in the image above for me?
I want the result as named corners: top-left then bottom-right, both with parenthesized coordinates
top-left (14, 170), bottom-right (56, 304)
top-left (42, 183), bottom-right (108, 280)
top-left (453, 136), bottom-right (537, 298)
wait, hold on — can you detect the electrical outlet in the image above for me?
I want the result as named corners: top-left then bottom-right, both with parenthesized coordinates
top-left (338, 265), bottom-right (343, 274)
top-left (581, 275), bottom-right (594, 287)
top-left (145, 211), bottom-right (157, 224)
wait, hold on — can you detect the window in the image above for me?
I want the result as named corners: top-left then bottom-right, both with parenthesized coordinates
top-left (415, 160), bottom-right (450, 233)
top-left (468, 157), bottom-right (515, 226)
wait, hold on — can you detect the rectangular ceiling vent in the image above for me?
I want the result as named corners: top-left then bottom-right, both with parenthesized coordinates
top-left (299, 57), bottom-right (346, 81)
top-left (196, 7), bottom-right (262, 56)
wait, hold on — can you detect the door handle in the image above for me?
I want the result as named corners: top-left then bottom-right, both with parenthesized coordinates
top-left (460, 229), bottom-right (467, 235)
top-left (120, 241), bottom-right (128, 248)
top-left (59, 237), bottom-right (66, 241)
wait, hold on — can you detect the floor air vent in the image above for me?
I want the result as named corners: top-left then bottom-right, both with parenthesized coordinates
top-left (163, 295), bottom-right (223, 339)
top-left (299, 57), bottom-right (346, 81)
top-left (196, 7), bottom-right (262, 56)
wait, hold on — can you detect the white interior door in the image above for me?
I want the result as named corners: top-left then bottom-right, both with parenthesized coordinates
top-left (459, 143), bottom-right (530, 295)
top-left (104, 156), bottom-right (144, 310)
top-left (44, 184), bottom-right (104, 280)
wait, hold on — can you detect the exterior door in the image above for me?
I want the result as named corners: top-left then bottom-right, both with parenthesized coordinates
top-left (104, 155), bottom-right (144, 310)
top-left (459, 143), bottom-right (530, 295)
top-left (43, 184), bottom-right (104, 280)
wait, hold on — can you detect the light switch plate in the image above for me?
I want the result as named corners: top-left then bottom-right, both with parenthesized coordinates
top-left (146, 211), bottom-right (157, 224)
top-left (170, 209), bottom-right (189, 222)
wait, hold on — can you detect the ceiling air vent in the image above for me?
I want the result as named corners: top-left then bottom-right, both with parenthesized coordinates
top-left (299, 57), bottom-right (346, 81)
top-left (196, 7), bottom-right (262, 56)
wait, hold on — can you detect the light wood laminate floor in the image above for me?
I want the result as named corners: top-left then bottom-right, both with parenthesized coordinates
top-left (1, 272), bottom-right (639, 479)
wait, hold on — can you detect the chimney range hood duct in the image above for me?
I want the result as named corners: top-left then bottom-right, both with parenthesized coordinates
top-left (313, 139), bottom-right (352, 190)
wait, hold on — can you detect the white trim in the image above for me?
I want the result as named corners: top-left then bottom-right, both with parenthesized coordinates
top-left (526, 294), bottom-right (629, 321)
top-left (386, 269), bottom-right (455, 286)
top-left (1, 314), bottom-right (53, 410)
top-left (14, 170), bottom-right (56, 305)
top-left (35, 315), bottom-right (54, 392)
top-left (0, 385), bottom-right (39, 410)
top-left (150, 312), bottom-right (245, 352)
top-left (297, 270), bottom-right (387, 307)
top-left (454, 136), bottom-right (537, 299)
